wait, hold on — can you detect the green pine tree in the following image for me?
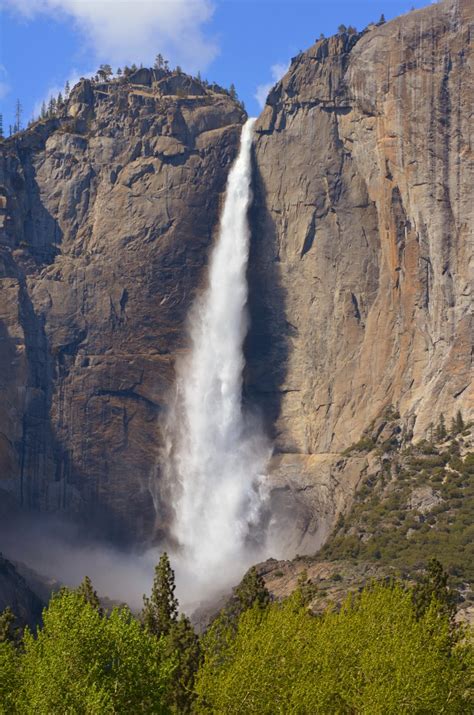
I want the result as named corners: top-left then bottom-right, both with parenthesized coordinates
top-left (452, 409), bottom-right (465, 435)
top-left (167, 614), bottom-right (201, 713)
top-left (412, 558), bottom-right (458, 629)
top-left (435, 413), bottom-right (447, 441)
top-left (142, 552), bottom-right (178, 638)
top-left (77, 576), bottom-right (102, 614)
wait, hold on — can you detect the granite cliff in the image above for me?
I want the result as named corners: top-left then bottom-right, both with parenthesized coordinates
top-left (0, 0), bottom-right (472, 556)
top-left (0, 70), bottom-right (245, 543)
top-left (248, 0), bottom-right (472, 554)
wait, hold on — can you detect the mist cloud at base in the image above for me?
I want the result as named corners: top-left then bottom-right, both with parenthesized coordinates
top-left (0, 511), bottom-right (273, 615)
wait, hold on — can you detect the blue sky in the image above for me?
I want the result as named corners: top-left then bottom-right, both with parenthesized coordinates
top-left (1, 0), bottom-right (431, 133)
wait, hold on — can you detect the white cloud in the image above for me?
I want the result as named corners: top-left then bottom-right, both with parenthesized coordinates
top-left (3, 0), bottom-right (218, 73)
top-left (254, 62), bottom-right (289, 109)
top-left (0, 65), bottom-right (10, 100)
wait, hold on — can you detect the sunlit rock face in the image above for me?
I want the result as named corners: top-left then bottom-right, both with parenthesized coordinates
top-left (0, 73), bottom-right (245, 543)
top-left (246, 0), bottom-right (472, 553)
top-left (0, 0), bottom-right (472, 556)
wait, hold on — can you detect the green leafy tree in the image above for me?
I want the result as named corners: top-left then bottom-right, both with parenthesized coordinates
top-left (14, 589), bottom-right (173, 713)
top-left (196, 582), bottom-right (472, 714)
top-left (0, 639), bottom-right (19, 713)
top-left (201, 566), bottom-right (270, 673)
top-left (142, 552), bottom-right (178, 638)
top-left (0, 608), bottom-right (15, 644)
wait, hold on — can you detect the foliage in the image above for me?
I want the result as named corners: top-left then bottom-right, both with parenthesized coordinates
top-left (1, 589), bottom-right (173, 714)
top-left (413, 558), bottom-right (457, 626)
top-left (0, 640), bottom-right (19, 714)
top-left (321, 432), bottom-right (474, 587)
top-left (166, 614), bottom-right (201, 713)
top-left (142, 551), bottom-right (178, 638)
top-left (0, 608), bottom-right (15, 644)
top-left (141, 552), bottom-right (201, 712)
top-left (76, 575), bottom-right (102, 614)
top-left (195, 582), bottom-right (473, 714)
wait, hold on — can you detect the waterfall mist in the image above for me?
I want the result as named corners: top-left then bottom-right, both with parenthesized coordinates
top-left (165, 118), bottom-right (271, 604)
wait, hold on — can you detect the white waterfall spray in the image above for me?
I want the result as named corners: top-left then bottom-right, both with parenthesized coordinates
top-left (166, 118), bottom-right (270, 599)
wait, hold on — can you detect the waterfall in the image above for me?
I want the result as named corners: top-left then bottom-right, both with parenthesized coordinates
top-left (165, 118), bottom-right (270, 599)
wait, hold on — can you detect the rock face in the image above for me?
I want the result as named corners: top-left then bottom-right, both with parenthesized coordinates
top-left (0, 555), bottom-right (44, 628)
top-left (0, 0), bottom-right (472, 554)
top-left (248, 0), bottom-right (472, 456)
top-left (0, 73), bottom-right (245, 543)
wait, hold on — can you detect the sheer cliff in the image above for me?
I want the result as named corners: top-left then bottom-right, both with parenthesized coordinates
top-left (0, 71), bottom-right (245, 542)
top-left (247, 0), bottom-right (472, 553)
top-left (0, 0), bottom-right (472, 553)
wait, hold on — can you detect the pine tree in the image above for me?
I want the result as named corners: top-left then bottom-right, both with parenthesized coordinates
top-left (338, 24), bottom-right (347, 34)
top-left (168, 614), bottom-right (201, 713)
top-left (379, 13), bottom-right (386, 24)
top-left (40, 101), bottom-right (47, 120)
top-left (452, 410), bottom-right (465, 435)
top-left (116, 68), bottom-right (122, 76)
top-left (48, 97), bottom-right (56, 117)
top-left (77, 576), bottom-right (103, 614)
top-left (57, 91), bottom-right (63, 105)
top-left (435, 413), bottom-right (447, 441)
top-left (164, 59), bottom-right (170, 72)
top-left (97, 64), bottom-right (112, 81)
top-left (141, 552), bottom-right (179, 638)
top-left (229, 83), bottom-right (237, 100)
top-left (0, 113), bottom-right (3, 138)
top-left (175, 65), bottom-right (182, 74)
top-left (412, 558), bottom-right (457, 629)
top-left (234, 566), bottom-right (270, 612)
top-left (14, 98), bottom-right (22, 133)
top-left (64, 80), bottom-right (70, 98)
